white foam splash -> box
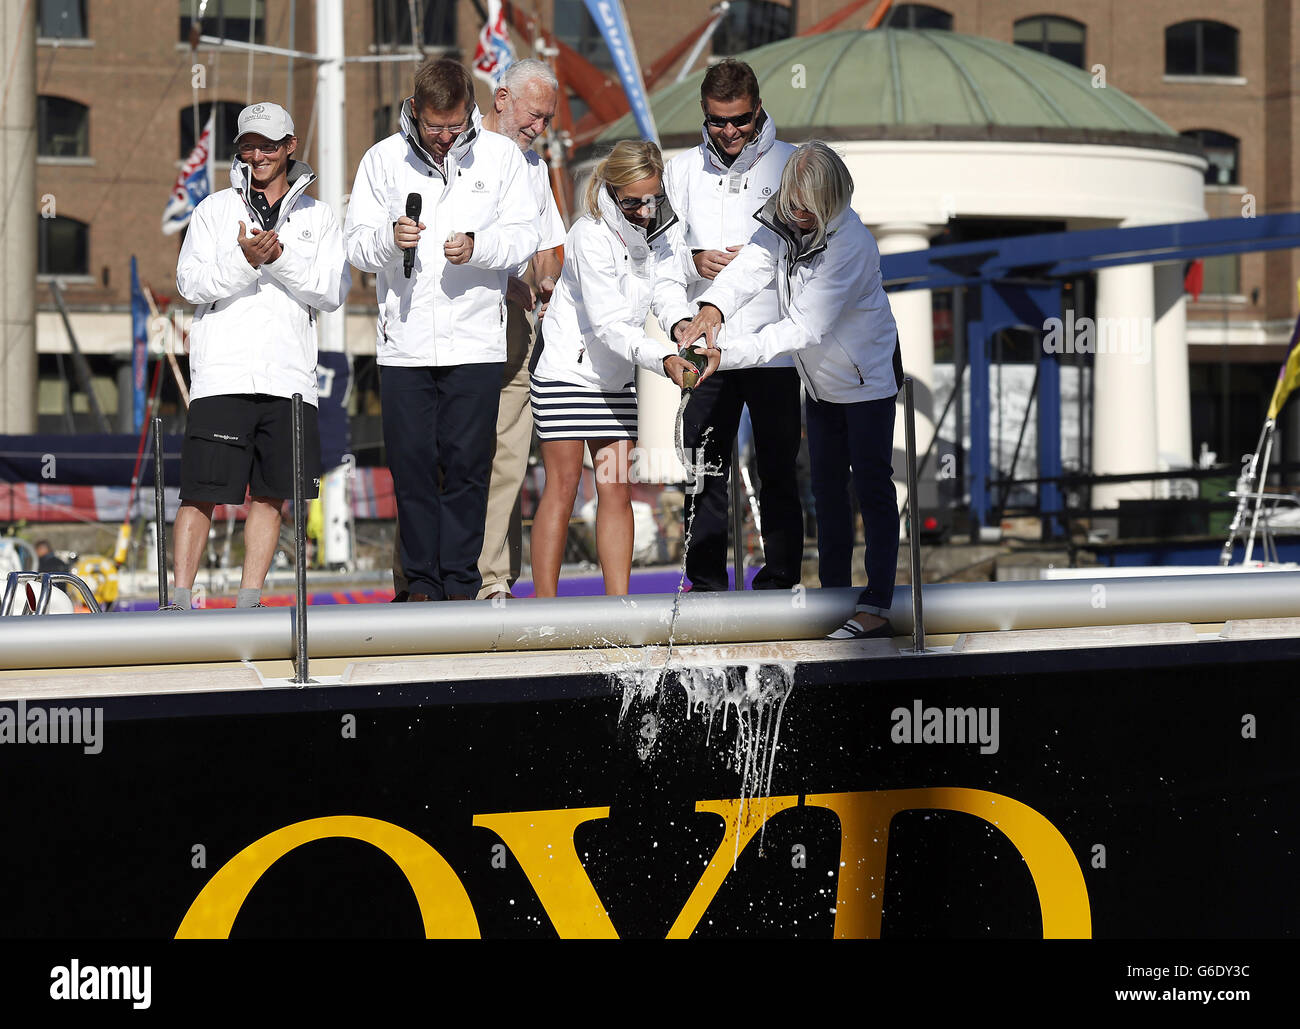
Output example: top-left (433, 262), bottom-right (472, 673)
top-left (679, 662), bottom-right (796, 811)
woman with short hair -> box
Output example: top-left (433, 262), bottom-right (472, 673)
top-left (676, 141), bottom-right (903, 639)
top-left (529, 140), bottom-right (698, 596)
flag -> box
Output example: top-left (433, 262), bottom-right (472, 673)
top-left (472, 0), bottom-right (515, 90)
top-left (129, 257), bottom-right (150, 433)
top-left (162, 111), bottom-right (215, 235)
top-left (1267, 280), bottom-right (1300, 420)
top-left (584, 0), bottom-right (659, 144)
top-left (1183, 259), bottom-right (1204, 302)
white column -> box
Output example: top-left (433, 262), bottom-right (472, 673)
top-left (1153, 262), bottom-right (1192, 470)
top-left (874, 222), bottom-right (938, 518)
top-left (1, 0), bottom-right (36, 432)
top-left (314, 0), bottom-right (346, 356)
top-left (1093, 263), bottom-right (1158, 508)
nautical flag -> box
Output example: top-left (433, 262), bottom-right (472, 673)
top-left (1267, 280), bottom-right (1300, 420)
top-left (472, 0), bottom-right (515, 89)
top-left (583, 0), bottom-right (660, 144)
top-left (129, 257), bottom-right (149, 433)
top-left (162, 111), bottom-right (215, 235)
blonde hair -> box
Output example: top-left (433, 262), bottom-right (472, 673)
top-left (584, 139), bottom-right (664, 220)
top-left (776, 141), bottom-right (853, 250)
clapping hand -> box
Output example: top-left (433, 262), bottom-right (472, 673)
top-left (238, 221), bottom-right (281, 267)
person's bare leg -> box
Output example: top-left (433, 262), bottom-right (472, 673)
top-left (531, 440), bottom-right (585, 597)
top-left (173, 502), bottom-right (216, 589)
top-left (590, 438), bottom-right (633, 596)
top-left (240, 496), bottom-right (284, 590)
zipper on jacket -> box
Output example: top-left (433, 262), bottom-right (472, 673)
top-left (577, 346), bottom-right (585, 364)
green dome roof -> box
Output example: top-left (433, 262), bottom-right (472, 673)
top-left (597, 29), bottom-right (1180, 147)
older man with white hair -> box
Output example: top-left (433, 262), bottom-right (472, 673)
top-left (677, 142), bottom-right (903, 641)
top-left (478, 58), bottom-right (566, 600)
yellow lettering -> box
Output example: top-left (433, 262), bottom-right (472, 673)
top-left (804, 788), bottom-right (1091, 939)
top-left (175, 815), bottom-right (479, 938)
top-left (473, 807), bottom-right (616, 938)
top-left (667, 796), bottom-right (799, 938)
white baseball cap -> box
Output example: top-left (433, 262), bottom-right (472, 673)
top-left (234, 102), bottom-right (294, 143)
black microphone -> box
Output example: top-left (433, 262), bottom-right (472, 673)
top-left (403, 192), bottom-right (422, 279)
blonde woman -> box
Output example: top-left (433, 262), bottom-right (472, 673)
top-left (529, 140), bottom-right (699, 596)
top-left (681, 142), bottom-right (903, 639)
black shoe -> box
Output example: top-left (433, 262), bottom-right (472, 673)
top-left (391, 590), bottom-right (410, 603)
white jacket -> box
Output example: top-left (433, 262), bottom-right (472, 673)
top-left (345, 102), bottom-right (540, 367)
top-left (662, 111), bottom-right (794, 367)
top-left (698, 197), bottom-right (902, 404)
top-left (532, 187), bottom-right (695, 391)
top-left (176, 159), bottom-right (351, 406)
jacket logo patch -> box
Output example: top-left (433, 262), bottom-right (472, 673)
top-left (762, 186), bottom-right (772, 196)
top-left (472, 179), bottom-right (488, 193)
top-left (301, 229), bottom-right (312, 239)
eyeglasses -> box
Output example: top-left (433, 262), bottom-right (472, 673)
top-left (237, 139), bottom-right (285, 156)
top-left (613, 190), bottom-right (668, 213)
top-left (704, 110), bottom-right (757, 129)
top-left (419, 118), bottom-right (469, 138)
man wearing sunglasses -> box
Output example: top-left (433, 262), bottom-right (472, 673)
top-left (170, 101), bottom-right (351, 611)
top-left (662, 59), bottom-right (804, 595)
top-left (346, 59), bottom-right (538, 604)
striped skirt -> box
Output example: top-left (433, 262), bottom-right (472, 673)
top-left (529, 377), bottom-right (638, 441)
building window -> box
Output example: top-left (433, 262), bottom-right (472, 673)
top-left (886, 4), bottom-right (953, 30)
top-left (37, 96), bottom-right (89, 158)
top-left (713, 1), bottom-right (794, 56)
top-left (373, 0), bottom-right (456, 48)
top-left (1014, 15), bottom-right (1085, 68)
top-left (180, 101), bottom-right (243, 163)
top-left (179, 0), bottom-right (265, 45)
top-left (38, 215), bottom-right (89, 277)
top-left (554, 0), bottom-right (614, 69)
top-left (1181, 129), bottom-right (1240, 186)
top-left (1165, 20), bottom-right (1239, 77)
top-left (1202, 255), bottom-right (1240, 296)
top-left (39, 0), bottom-right (86, 38)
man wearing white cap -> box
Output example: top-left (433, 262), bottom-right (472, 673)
top-left (168, 101), bottom-right (351, 611)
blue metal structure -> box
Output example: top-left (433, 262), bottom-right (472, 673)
top-left (878, 214), bottom-right (1300, 535)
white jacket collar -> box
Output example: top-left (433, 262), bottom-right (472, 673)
top-left (229, 158), bottom-right (316, 222)
top-left (596, 184), bottom-right (680, 248)
top-left (399, 98), bottom-right (482, 173)
top-left (701, 108), bottom-right (777, 176)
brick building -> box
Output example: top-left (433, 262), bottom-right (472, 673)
top-left (24, 0), bottom-right (1300, 469)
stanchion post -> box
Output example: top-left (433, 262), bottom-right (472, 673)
top-left (153, 416), bottom-right (168, 610)
top-left (904, 377), bottom-right (925, 653)
top-left (730, 440), bottom-right (745, 590)
top-left (292, 393), bottom-right (309, 684)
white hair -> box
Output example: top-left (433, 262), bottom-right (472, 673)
top-left (499, 58), bottom-right (558, 96)
top-left (776, 141), bottom-right (854, 250)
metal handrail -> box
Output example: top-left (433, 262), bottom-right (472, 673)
top-left (2, 572), bottom-right (102, 615)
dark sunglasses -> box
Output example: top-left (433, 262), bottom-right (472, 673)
top-left (611, 188), bottom-right (667, 213)
top-left (704, 110), bottom-right (757, 129)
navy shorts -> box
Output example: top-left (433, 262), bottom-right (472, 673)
top-left (180, 394), bottom-right (321, 504)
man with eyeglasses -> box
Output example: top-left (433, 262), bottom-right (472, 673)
top-left (662, 59), bottom-right (804, 595)
top-left (170, 101), bottom-right (351, 611)
top-left (346, 59), bottom-right (539, 603)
